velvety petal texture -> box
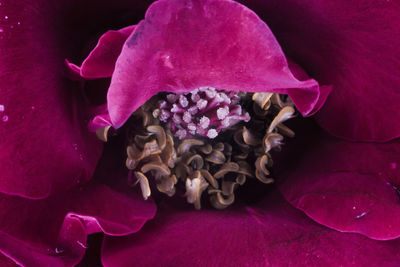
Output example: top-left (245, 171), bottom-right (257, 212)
top-left (242, 0), bottom-right (400, 141)
top-left (277, 120), bottom-right (400, 240)
top-left (79, 25), bottom-right (136, 79)
top-left (0, 0), bottom-right (103, 198)
top-left (0, 182), bottom-right (156, 266)
top-left (102, 190), bottom-right (400, 266)
top-left (108, 0), bottom-right (324, 128)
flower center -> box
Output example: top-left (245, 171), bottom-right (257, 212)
top-left (152, 87), bottom-right (250, 140)
top-left (125, 88), bottom-right (295, 209)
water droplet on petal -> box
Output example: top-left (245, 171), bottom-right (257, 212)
top-left (4, 16), bottom-right (8, 20)
top-left (54, 247), bottom-right (64, 254)
top-left (2, 115), bottom-right (8, 122)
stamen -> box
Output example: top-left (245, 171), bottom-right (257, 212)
top-left (121, 89), bottom-right (296, 209)
top-left (154, 88), bottom-right (250, 139)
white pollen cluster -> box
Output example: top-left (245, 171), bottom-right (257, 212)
top-left (153, 87), bottom-right (250, 139)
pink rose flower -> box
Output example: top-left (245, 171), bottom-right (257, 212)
top-left (1, 0), bottom-right (400, 266)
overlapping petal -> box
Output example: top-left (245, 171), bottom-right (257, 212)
top-left (242, 0), bottom-right (400, 141)
top-left (277, 119), bottom-right (400, 240)
top-left (78, 25), bottom-right (136, 79)
top-left (102, 190), bottom-right (400, 266)
top-left (107, 0), bottom-right (324, 128)
top-left (0, 0), bottom-right (105, 198)
top-left (0, 182), bottom-right (156, 266)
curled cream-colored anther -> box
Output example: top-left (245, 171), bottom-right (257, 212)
top-left (205, 149), bottom-right (226, 164)
top-left (186, 176), bottom-right (209, 210)
top-left (96, 126), bottom-right (111, 142)
top-left (210, 191), bottom-right (235, 209)
top-left (242, 127), bottom-right (261, 146)
top-left (267, 106), bottom-right (295, 133)
top-left (263, 133), bottom-right (284, 153)
top-left (252, 92), bottom-right (273, 110)
top-left (156, 175), bottom-right (177, 197)
top-left (147, 125), bottom-right (167, 150)
top-left (135, 171), bottom-right (151, 200)
top-left (160, 133), bottom-right (176, 168)
top-left (214, 162), bottom-right (240, 178)
top-left (177, 139), bottom-right (204, 154)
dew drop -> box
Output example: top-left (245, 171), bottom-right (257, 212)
top-left (0, 104), bottom-right (4, 112)
top-left (54, 247), bottom-right (64, 254)
top-left (76, 240), bottom-right (88, 249)
top-left (0, 28), bottom-right (3, 33)
top-left (4, 15), bottom-right (8, 20)
top-left (355, 211), bottom-right (368, 219)
top-left (2, 115), bottom-right (8, 122)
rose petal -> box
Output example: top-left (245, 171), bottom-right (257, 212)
top-left (107, 0), bottom-right (323, 128)
top-left (88, 104), bottom-right (113, 131)
top-left (288, 60), bottom-right (332, 115)
top-left (0, 182), bottom-right (156, 267)
top-left (0, 1), bottom-right (104, 198)
top-left (0, 252), bottom-right (18, 267)
top-left (78, 25), bottom-right (136, 79)
top-left (277, 119), bottom-right (400, 240)
top-left (242, 0), bottom-right (400, 141)
top-left (102, 189), bottom-right (400, 266)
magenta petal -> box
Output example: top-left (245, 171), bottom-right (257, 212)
top-left (88, 104), bottom-right (113, 131)
top-left (277, 120), bottom-right (400, 240)
top-left (79, 25), bottom-right (136, 79)
top-left (102, 190), bottom-right (400, 266)
top-left (0, 1), bottom-right (103, 198)
top-left (107, 0), bottom-right (323, 128)
top-left (0, 182), bottom-right (156, 267)
top-left (0, 252), bottom-right (18, 267)
top-left (247, 0), bottom-right (400, 141)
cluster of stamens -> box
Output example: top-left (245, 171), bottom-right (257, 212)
top-left (121, 89), bottom-right (295, 209)
top-left (152, 87), bottom-right (250, 139)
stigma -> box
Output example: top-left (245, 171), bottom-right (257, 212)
top-left (152, 87), bottom-right (250, 140)
top-left (122, 88), bottom-right (295, 209)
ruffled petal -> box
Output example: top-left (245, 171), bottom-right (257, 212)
top-left (78, 25), bottom-right (136, 79)
top-left (107, 0), bottom-right (323, 128)
top-left (277, 119), bottom-right (400, 240)
top-left (102, 190), bottom-right (400, 266)
top-left (0, 1), bottom-right (104, 198)
top-left (242, 0), bottom-right (400, 141)
top-left (0, 182), bottom-right (156, 267)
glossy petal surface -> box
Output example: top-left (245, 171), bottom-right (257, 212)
top-left (277, 119), bottom-right (400, 240)
top-left (108, 0), bottom-right (323, 128)
top-left (241, 0), bottom-right (400, 141)
top-left (0, 182), bottom-right (156, 266)
top-left (102, 190), bottom-right (400, 266)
